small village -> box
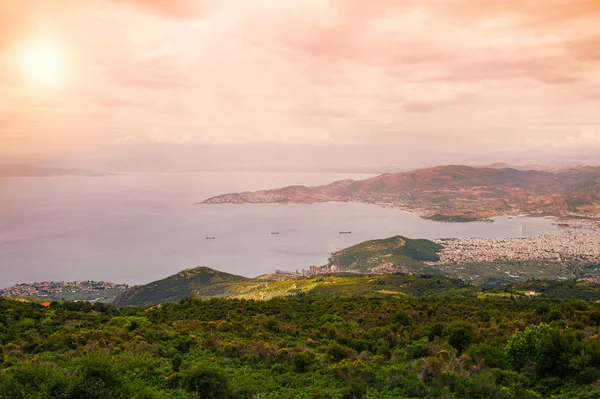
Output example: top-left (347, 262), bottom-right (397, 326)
top-left (276, 264), bottom-right (342, 277)
top-left (0, 280), bottom-right (129, 300)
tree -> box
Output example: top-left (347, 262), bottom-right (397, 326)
top-left (447, 321), bottom-right (473, 352)
top-left (505, 323), bottom-right (551, 370)
top-left (184, 365), bottom-right (230, 399)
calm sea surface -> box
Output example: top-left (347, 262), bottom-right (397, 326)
top-left (0, 172), bottom-right (563, 286)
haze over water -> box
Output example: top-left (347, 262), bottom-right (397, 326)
top-left (0, 172), bottom-right (563, 287)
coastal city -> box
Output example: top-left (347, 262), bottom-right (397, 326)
top-left (0, 281), bottom-right (129, 302)
top-left (436, 231), bottom-right (600, 264)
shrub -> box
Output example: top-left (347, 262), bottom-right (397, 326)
top-left (505, 323), bottom-right (551, 370)
top-left (183, 365), bottom-right (230, 399)
top-left (447, 321), bottom-right (473, 352)
top-left (393, 311), bottom-right (414, 327)
top-left (465, 343), bottom-right (506, 369)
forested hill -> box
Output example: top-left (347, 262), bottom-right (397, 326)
top-left (113, 267), bottom-right (249, 306)
top-left (113, 237), bottom-right (447, 306)
top-left (2, 290), bottom-right (600, 398)
top-left (111, 263), bottom-right (600, 307)
top-left (328, 235), bottom-right (443, 274)
top-left (114, 272), bottom-right (475, 307)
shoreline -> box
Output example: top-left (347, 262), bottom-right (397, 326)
top-left (200, 198), bottom-right (600, 229)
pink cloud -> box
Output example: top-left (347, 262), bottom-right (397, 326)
top-left (107, 0), bottom-right (206, 18)
top-left (2, 0), bottom-right (600, 153)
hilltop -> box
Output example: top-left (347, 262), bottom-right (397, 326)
top-left (328, 235), bottom-right (443, 274)
top-left (201, 165), bottom-right (600, 222)
top-left (113, 266), bottom-right (249, 306)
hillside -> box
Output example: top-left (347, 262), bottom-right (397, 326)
top-left (114, 271), bottom-right (477, 306)
top-left (488, 279), bottom-right (600, 302)
top-left (2, 284), bottom-right (600, 398)
top-left (201, 165), bottom-right (600, 221)
top-left (113, 266), bottom-right (249, 306)
top-left (111, 263), bottom-right (600, 307)
top-left (113, 232), bottom-right (600, 306)
top-left (20, 230), bottom-right (600, 307)
top-left (328, 235), bottom-right (443, 274)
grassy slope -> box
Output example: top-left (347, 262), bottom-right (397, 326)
top-left (115, 272), bottom-right (476, 306)
top-left (328, 235), bottom-right (443, 273)
top-left (490, 280), bottom-right (600, 301)
top-left (192, 273), bottom-right (475, 301)
top-left (113, 267), bottom-right (249, 306)
top-left (114, 264), bottom-right (600, 306)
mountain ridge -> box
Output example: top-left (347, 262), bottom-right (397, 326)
top-left (201, 165), bottom-right (600, 221)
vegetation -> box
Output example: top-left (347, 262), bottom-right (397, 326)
top-left (8, 234), bottom-right (600, 306)
top-left (2, 280), bottom-right (600, 398)
top-left (327, 235), bottom-right (443, 273)
top-left (425, 214), bottom-right (484, 223)
top-left (112, 263), bottom-right (600, 307)
top-left (115, 271), bottom-right (475, 306)
top-left (114, 267), bottom-right (248, 306)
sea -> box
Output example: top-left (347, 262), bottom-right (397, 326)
top-left (0, 171), bottom-right (564, 287)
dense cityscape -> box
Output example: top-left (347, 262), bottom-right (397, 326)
top-left (436, 231), bottom-right (600, 264)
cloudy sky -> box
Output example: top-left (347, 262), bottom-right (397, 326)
top-left (1, 0), bottom-right (600, 159)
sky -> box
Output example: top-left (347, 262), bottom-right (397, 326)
top-left (1, 0), bottom-right (600, 165)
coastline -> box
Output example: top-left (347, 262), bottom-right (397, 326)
top-left (201, 198), bottom-right (600, 229)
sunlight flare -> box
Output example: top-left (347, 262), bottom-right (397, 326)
top-left (19, 40), bottom-right (65, 87)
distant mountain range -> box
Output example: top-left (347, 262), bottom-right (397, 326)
top-left (202, 165), bottom-right (600, 221)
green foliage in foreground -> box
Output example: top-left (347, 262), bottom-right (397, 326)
top-left (2, 291), bottom-right (600, 398)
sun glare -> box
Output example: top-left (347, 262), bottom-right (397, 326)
top-left (20, 41), bottom-right (65, 87)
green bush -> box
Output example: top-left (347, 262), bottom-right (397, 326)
top-left (446, 321), bottom-right (473, 352)
top-left (183, 365), bottom-right (230, 399)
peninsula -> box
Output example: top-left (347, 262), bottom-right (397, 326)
top-left (201, 165), bottom-right (600, 223)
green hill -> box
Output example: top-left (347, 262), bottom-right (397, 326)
top-left (112, 262), bottom-right (600, 307)
top-left (201, 273), bottom-right (475, 301)
top-left (113, 267), bottom-right (249, 306)
top-left (113, 269), bottom-right (475, 306)
top-left (328, 235), bottom-right (443, 273)
top-left (489, 279), bottom-right (600, 301)
top-left (2, 286), bottom-right (600, 398)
